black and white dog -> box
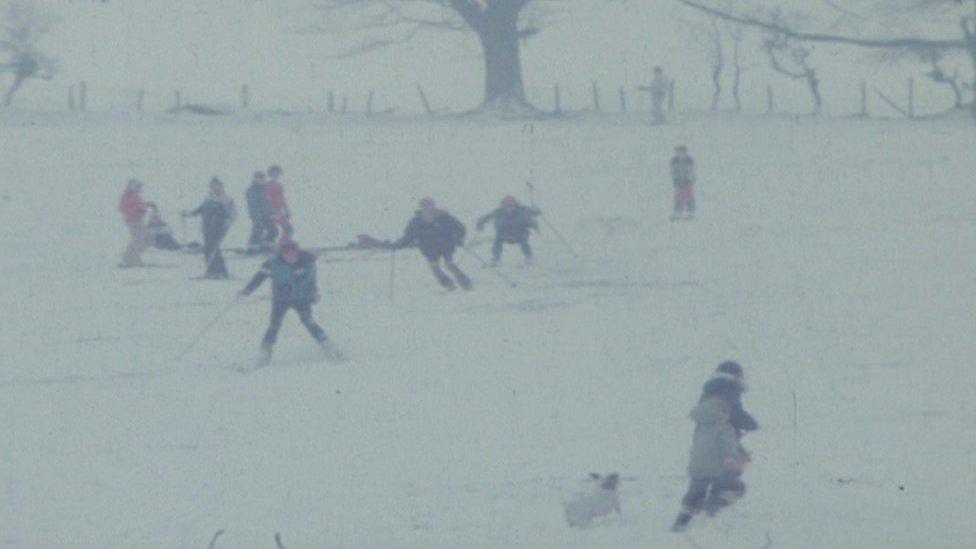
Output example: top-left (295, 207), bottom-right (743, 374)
top-left (563, 473), bottom-right (621, 528)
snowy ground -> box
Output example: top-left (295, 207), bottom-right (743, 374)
top-left (1, 111), bottom-right (975, 548)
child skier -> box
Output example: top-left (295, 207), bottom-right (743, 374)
top-left (391, 197), bottom-right (471, 290)
top-left (267, 164), bottom-right (293, 242)
top-left (182, 177), bottom-right (236, 279)
top-left (238, 240), bottom-right (344, 365)
top-left (118, 179), bottom-right (150, 267)
top-left (475, 195), bottom-right (540, 265)
top-left (245, 171), bottom-right (276, 253)
top-left (670, 145), bottom-right (696, 220)
top-left (672, 361), bottom-right (757, 532)
top-left (145, 203), bottom-right (181, 250)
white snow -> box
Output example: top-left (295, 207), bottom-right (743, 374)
top-left (1, 110), bottom-right (975, 548)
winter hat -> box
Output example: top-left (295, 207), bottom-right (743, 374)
top-left (502, 195), bottom-right (519, 207)
top-left (253, 171), bottom-right (266, 180)
top-left (419, 197), bottom-right (437, 209)
top-left (716, 361), bottom-right (743, 379)
top-left (268, 165), bottom-right (283, 177)
top-left (126, 178), bottom-right (143, 190)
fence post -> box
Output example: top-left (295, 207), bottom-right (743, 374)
top-left (619, 87), bottom-right (627, 112)
top-left (668, 80), bottom-right (675, 111)
top-left (591, 81), bottom-right (600, 111)
top-left (417, 84), bottom-right (433, 117)
top-left (79, 81), bottom-right (87, 111)
top-left (366, 91), bottom-right (374, 118)
top-left (341, 95), bottom-right (348, 113)
top-left (907, 78), bottom-right (915, 119)
top-left (68, 86), bottom-right (75, 111)
top-left (327, 90), bottom-right (335, 114)
top-left (241, 84), bottom-right (250, 109)
top-left (860, 80), bottom-right (868, 117)
top-left (174, 90), bottom-right (182, 110)
top-left (136, 90), bottom-right (145, 112)
top-left (553, 84), bottom-right (561, 114)
top-left (766, 85), bottom-right (774, 113)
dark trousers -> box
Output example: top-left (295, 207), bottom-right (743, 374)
top-left (680, 473), bottom-right (746, 513)
top-left (203, 233), bottom-right (228, 277)
top-left (248, 217), bottom-right (278, 248)
top-left (492, 235), bottom-right (532, 261)
top-left (262, 300), bottom-right (327, 348)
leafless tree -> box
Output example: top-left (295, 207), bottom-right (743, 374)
top-left (0, 0), bottom-right (56, 107)
top-left (726, 20), bottom-right (747, 111)
top-left (676, 0), bottom-right (976, 119)
top-left (312, 0), bottom-right (574, 114)
top-left (763, 31), bottom-right (821, 114)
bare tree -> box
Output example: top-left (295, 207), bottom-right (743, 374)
top-left (704, 18), bottom-right (724, 110)
top-left (763, 33), bottom-right (821, 114)
top-left (312, 0), bottom-right (569, 114)
top-left (0, 0), bottom-right (56, 107)
top-left (676, 0), bottom-right (976, 119)
top-left (726, 20), bottom-right (747, 111)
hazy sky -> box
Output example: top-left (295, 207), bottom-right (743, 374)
top-left (13, 0), bottom-right (970, 114)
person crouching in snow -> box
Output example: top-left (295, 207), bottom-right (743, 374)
top-left (476, 195), bottom-right (540, 266)
top-left (145, 202), bottom-right (181, 250)
top-left (670, 145), bottom-right (696, 220)
top-left (118, 179), bottom-right (150, 267)
top-left (391, 197), bottom-right (471, 290)
top-left (239, 240), bottom-right (343, 364)
top-left (671, 396), bottom-right (748, 532)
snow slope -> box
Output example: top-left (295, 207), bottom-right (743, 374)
top-left (1, 110), bottom-right (975, 548)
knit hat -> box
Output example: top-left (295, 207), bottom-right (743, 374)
top-left (502, 195), bottom-right (518, 207)
top-left (268, 165), bottom-right (283, 177)
top-left (716, 361), bottom-right (743, 379)
top-left (419, 197), bottom-right (436, 209)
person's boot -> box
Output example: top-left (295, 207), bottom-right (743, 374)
top-left (432, 266), bottom-right (456, 290)
top-left (447, 264), bottom-right (472, 290)
top-left (256, 343), bottom-right (272, 367)
top-left (318, 339), bottom-right (347, 362)
top-left (671, 511), bottom-right (693, 532)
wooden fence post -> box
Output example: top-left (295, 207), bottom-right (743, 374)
top-left (241, 84), bottom-right (250, 109)
top-left (79, 81), bottom-right (87, 111)
top-left (136, 90), bottom-right (145, 112)
top-left (174, 90), bottom-right (182, 110)
top-left (553, 84), bottom-right (561, 114)
top-left (417, 84), bottom-right (433, 117)
top-left (327, 91), bottom-right (335, 114)
top-left (766, 85), bottom-right (774, 113)
top-left (366, 91), bottom-right (374, 118)
top-left (619, 87), bottom-right (627, 112)
top-left (592, 81), bottom-right (600, 111)
top-left (668, 80), bottom-right (675, 111)
top-left (341, 95), bottom-right (348, 113)
top-left (907, 78), bottom-right (915, 119)
top-left (68, 86), bottom-right (75, 111)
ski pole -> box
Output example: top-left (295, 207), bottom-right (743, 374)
top-left (460, 245), bottom-right (518, 288)
top-left (174, 296), bottom-right (240, 360)
top-left (538, 215), bottom-right (577, 257)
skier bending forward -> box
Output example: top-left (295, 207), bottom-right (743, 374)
top-left (476, 195), bottom-right (540, 266)
top-left (391, 197), bottom-right (471, 290)
top-left (239, 240), bottom-right (344, 365)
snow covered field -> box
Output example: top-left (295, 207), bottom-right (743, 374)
top-left (2, 111), bottom-right (975, 548)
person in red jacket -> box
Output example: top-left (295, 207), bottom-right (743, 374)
top-left (118, 179), bottom-right (150, 267)
top-left (266, 164), bottom-right (293, 242)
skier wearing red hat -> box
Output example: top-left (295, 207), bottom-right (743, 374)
top-left (476, 195), bottom-right (540, 265)
top-left (390, 198), bottom-right (471, 290)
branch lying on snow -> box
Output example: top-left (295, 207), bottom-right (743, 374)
top-left (207, 529), bottom-right (224, 549)
top-left (676, 0), bottom-right (966, 50)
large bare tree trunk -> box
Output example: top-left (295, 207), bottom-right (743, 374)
top-left (475, 3), bottom-right (531, 112)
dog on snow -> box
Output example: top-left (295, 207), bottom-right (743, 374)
top-left (563, 473), bottom-right (621, 528)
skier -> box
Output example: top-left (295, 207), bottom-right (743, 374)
top-left (238, 240), bottom-right (343, 364)
top-left (145, 202), bottom-right (181, 251)
top-left (182, 177), bottom-right (236, 279)
top-left (118, 179), bottom-right (150, 267)
top-left (672, 361), bottom-right (757, 532)
top-left (670, 145), bottom-right (696, 220)
top-left (647, 66), bottom-right (669, 125)
top-left (266, 164), bottom-right (293, 242)
top-left (245, 171), bottom-right (276, 253)
top-left (476, 195), bottom-right (540, 265)
top-left (390, 197), bottom-right (471, 290)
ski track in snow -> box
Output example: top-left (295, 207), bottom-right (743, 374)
top-left (2, 112), bottom-right (975, 548)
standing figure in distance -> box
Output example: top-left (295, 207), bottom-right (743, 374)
top-left (266, 164), bottom-right (293, 243)
top-left (476, 195), bottom-right (540, 266)
top-left (239, 240), bottom-right (343, 365)
top-left (118, 179), bottom-right (150, 267)
top-left (647, 66), bottom-right (670, 125)
top-left (245, 171), bottom-right (277, 253)
top-left (182, 177), bottom-right (236, 279)
top-left (391, 197), bottom-right (471, 290)
top-left (670, 145), bottom-right (696, 221)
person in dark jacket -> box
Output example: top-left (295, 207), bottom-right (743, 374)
top-left (476, 195), bottom-right (540, 265)
top-left (239, 240), bottom-right (342, 362)
top-left (182, 177), bottom-right (236, 279)
top-left (670, 145), bottom-right (696, 220)
top-left (391, 197), bottom-right (471, 290)
top-left (145, 202), bottom-right (181, 250)
top-left (245, 171), bottom-right (277, 252)
top-left (699, 361), bottom-right (758, 437)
